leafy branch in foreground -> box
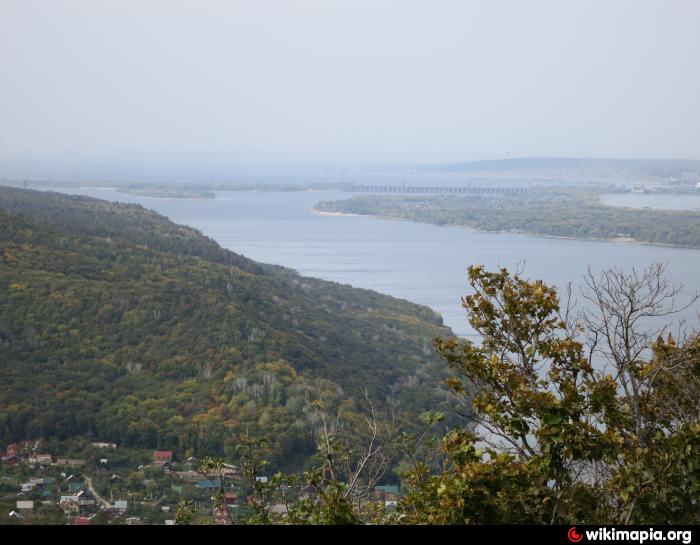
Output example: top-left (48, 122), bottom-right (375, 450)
top-left (399, 264), bottom-right (699, 525)
top-left (183, 263), bottom-right (699, 525)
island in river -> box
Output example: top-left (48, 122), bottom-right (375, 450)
top-left (117, 188), bottom-right (216, 199)
top-left (313, 188), bottom-right (700, 249)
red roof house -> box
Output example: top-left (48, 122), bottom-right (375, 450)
top-left (153, 450), bottom-right (173, 462)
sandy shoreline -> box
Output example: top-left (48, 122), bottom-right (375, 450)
top-left (312, 209), bottom-right (363, 217)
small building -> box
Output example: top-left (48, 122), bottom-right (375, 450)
top-left (29, 453), bottom-right (52, 465)
top-left (224, 492), bottom-right (238, 507)
top-left (173, 470), bottom-right (201, 481)
top-left (213, 507), bottom-right (232, 525)
top-left (74, 516), bottom-right (90, 526)
top-left (153, 450), bottom-right (173, 462)
top-left (114, 500), bottom-right (128, 512)
top-left (69, 481), bottom-right (86, 493)
top-left (60, 495), bottom-right (81, 516)
top-left (374, 485), bottom-right (400, 502)
top-left (16, 500), bottom-right (34, 512)
top-left (195, 478), bottom-right (221, 491)
top-left (220, 465), bottom-right (238, 477)
top-left (269, 503), bottom-right (288, 515)
top-left (1, 455), bottom-right (21, 465)
top-left (29, 477), bottom-right (50, 488)
top-left (92, 442), bottom-right (117, 449)
top-left (55, 458), bottom-right (86, 466)
top-left (75, 490), bottom-right (97, 513)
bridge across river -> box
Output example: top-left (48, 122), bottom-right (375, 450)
top-left (345, 185), bottom-right (527, 195)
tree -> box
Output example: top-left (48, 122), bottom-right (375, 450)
top-left (399, 264), bottom-right (699, 524)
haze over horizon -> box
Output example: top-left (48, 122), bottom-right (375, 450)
top-left (1, 0), bottom-right (699, 179)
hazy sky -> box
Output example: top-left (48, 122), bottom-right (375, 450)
top-left (1, 0), bottom-right (699, 166)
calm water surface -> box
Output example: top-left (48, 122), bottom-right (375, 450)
top-left (600, 193), bottom-right (700, 211)
top-left (51, 188), bottom-right (700, 338)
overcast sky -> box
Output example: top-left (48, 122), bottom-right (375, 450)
top-left (1, 0), bottom-right (699, 167)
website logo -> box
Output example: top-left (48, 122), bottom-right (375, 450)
top-left (569, 527), bottom-right (584, 543)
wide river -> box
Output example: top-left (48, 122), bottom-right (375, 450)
top-left (600, 193), bottom-right (700, 211)
top-left (51, 188), bottom-right (700, 339)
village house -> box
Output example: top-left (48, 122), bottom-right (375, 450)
top-left (173, 470), bottom-right (202, 481)
top-left (269, 503), bottom-right (289, 516)
top-left (28, 453), bottom-right (52, 465)
top-left (75, 490), bottom-right (97, 510)
top-left (91, 442), bottom-right (117, 449)
top-left (213, 506), bottom-right (233, 525)
top-left (2, 454), bottom-right (21, 465)
top-left (60, 496), bottom-right (81, 516)
top-left (153, 450), bottom-right (173, 463)
top-left (372, 484), bottom-right (400, 510)
top-left (68, 480), bottom-right (86, 494)
top-left (224, 492), bottom-right (238, 507)
top-left (16, 500), bottom-right (34, 513)
top-left (195, 478), bottom-right (221, 491)
top-left (1, 443), bottom-right (21, 464)
top-left (54, 458), bottom-right (86, 467)
top-left (60, 489), bottom-right (96, 515)
top-left (29, 477), bottom-right (54, 487)
top-left (220, 464), bottom-right (238, 477)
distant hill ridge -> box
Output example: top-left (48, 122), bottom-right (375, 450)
top-left (414, 157), bottom-right (700, 175)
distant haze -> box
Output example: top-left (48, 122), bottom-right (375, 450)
top-left (1, 0), bottom-right (699, 179)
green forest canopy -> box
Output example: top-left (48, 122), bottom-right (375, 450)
top-left (0, 186), bottom-right (455, 469)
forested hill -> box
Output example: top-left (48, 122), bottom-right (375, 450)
top-left (0, 186), bottom-right (259, 273)
top-left (0, 187), bottom-right (453, 468)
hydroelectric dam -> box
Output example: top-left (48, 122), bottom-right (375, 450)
top-left (344, 185), bottom-right (528, 195)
